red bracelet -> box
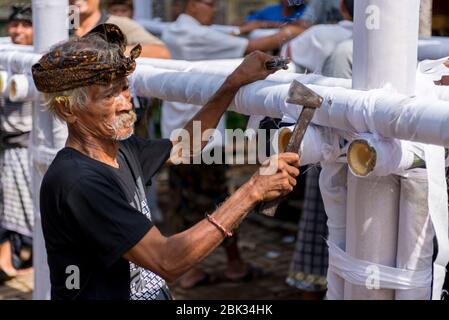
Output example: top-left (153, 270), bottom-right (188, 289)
top-left (205, 214), bottom-right (233, 238)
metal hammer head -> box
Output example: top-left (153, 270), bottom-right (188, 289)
top-left (286, 80), bottom-right (323, 108)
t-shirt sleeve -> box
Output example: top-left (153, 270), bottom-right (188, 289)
top-left (107, 15), bottom-right (164, 46)
top-left (126, 136), bottom-right (173, 185)
top-left (66, 175), bottom-right (153, 267)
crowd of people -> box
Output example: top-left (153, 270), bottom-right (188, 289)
top-left (0, 0), bottom-right (447, 301)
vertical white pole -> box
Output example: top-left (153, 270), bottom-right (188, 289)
top-left (345, 0), bottom-right (420, 300)
top-left (133, 0), bottom-right (153, 20)
top-left (32, 0), bottom-right (69, 300)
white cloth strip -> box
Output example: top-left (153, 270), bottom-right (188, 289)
top-left (328, 241), bottom-right (432, 290)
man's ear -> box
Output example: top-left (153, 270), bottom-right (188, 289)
top-left (53, 96), bottom-right (77, 123)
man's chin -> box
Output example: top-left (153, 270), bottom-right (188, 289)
top-left (114, 128), bottom-right (134, 141)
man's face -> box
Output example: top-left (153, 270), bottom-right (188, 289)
top-left (69, 0), bottom-right (100, 17)
top-left (8, 20), bottom-right (33, 45)
top-left (190, 0), bottom-right (216, 26)
top-left (76, 78), bottom-right (136, 141)
top-left (108, 4), bottom-right (133, 18)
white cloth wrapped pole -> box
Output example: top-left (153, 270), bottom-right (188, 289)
top-left (138, 58), bottom-right (449, 101)
top-left (31, 0), bottom-right (69, 301)
top-left (320, 163), bottom-right (348, 299)
top-left (132, 65), bottom-right (449, 148)
top-left (395, 171), bottom-right (434, 300)
top-left (131, 66), bottom-right (288, 118)
top-left (0, 51), bottom-right (41, 74)
top-left (0, 43), bottom-right (34, 53)
top-left (418, 37), bottom-right (449, 61)
top-left (137, 58), bottom-right (351, 87)
top-left (0, 37), bottom-right (11, 44)
top-left (344, 0), bottom-right (420, 300)
top-left (8, 74), bottom-right (39, 102)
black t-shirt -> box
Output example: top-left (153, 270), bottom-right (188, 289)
top-left (40, 136), bottom-right (172, 300)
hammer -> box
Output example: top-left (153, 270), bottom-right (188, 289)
top-left (259, 80), bottom-right (324, 217)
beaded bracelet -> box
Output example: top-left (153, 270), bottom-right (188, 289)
top-left (205, 214), bottom-right (233, 238)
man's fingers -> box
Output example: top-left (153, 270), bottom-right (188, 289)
top-left (278, 153), bottom-right (300, 166)
top-left (284, 164), bottom-right (300, 178)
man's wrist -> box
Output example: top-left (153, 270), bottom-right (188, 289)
top-left (243, 178), bottom-right (262, 205)
top-left (224, 73), bottom-right (245, 90)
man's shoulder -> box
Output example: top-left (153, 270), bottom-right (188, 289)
top-left (42, 148), bottom-right (112, 193)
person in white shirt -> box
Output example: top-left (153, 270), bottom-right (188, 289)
top-left (284, 0), bottom-right (354, 73)
top-left (160, 0), bottom-right (303, 289)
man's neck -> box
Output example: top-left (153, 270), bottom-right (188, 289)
top-left (66, 130), bottom-right (120, 168)
top-left (75, 10), bottom-right (102, 37)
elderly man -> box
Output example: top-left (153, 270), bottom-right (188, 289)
top-left (69, 0), bottom-right (170, 58)
top-left (32, 24), bottom-right (300, 300)
top-left (0, 4), bottom-right (34, 283)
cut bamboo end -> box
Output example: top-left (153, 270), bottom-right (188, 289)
top-left (278, 127), bottom-right (293, 153)
top-left (0, 71), bottom-right (7, 95)
top-left (9, 79), bottom-right (17, 99)
top-left (348, 139), bottom-right (377, 177)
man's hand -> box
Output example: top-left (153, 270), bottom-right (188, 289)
top-left (248, 153), bottom-right (301, 203)
top-left (227, 51), bottom-right (288, 88)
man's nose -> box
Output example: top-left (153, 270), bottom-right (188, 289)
top-left (116, 93), bottom-right (132, 111)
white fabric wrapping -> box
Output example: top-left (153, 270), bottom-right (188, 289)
top-left (395, 170), bottom-right (434, 300)
top-left (132, 65), bottom-right (449, 148)
top-left (418, 37), bottom-right (449, 61)
top-left (137, 58), bottom-right (350, 87)
top-left (0, 43), bottom-right (34, 53)
top-left (344, 0), bottom-right (419, 300)
top-left (320, 164), bottom-right (348, 300)
top-left (424, 145), bottom-right (449, 299)
top-left (344, 173), bottom-right (400, 300)
top-left (328, 241), bottom-right (432, 290)
top-left (285, 85), bottom-right (449, 147)
top-left (0, 37), bottom-right (11, 44)
top-left (9, 74), bottom-right (39, 102)
top-left (0, 51), bottom-right (41, 74)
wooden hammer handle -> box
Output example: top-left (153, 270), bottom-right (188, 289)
top-left (258, 108), bottom-right (315, 217)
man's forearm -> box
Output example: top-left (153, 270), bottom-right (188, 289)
top-left (181, 76), bottom-right (243, 155)
top-left (162, 181), bottom-right (260, 280)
